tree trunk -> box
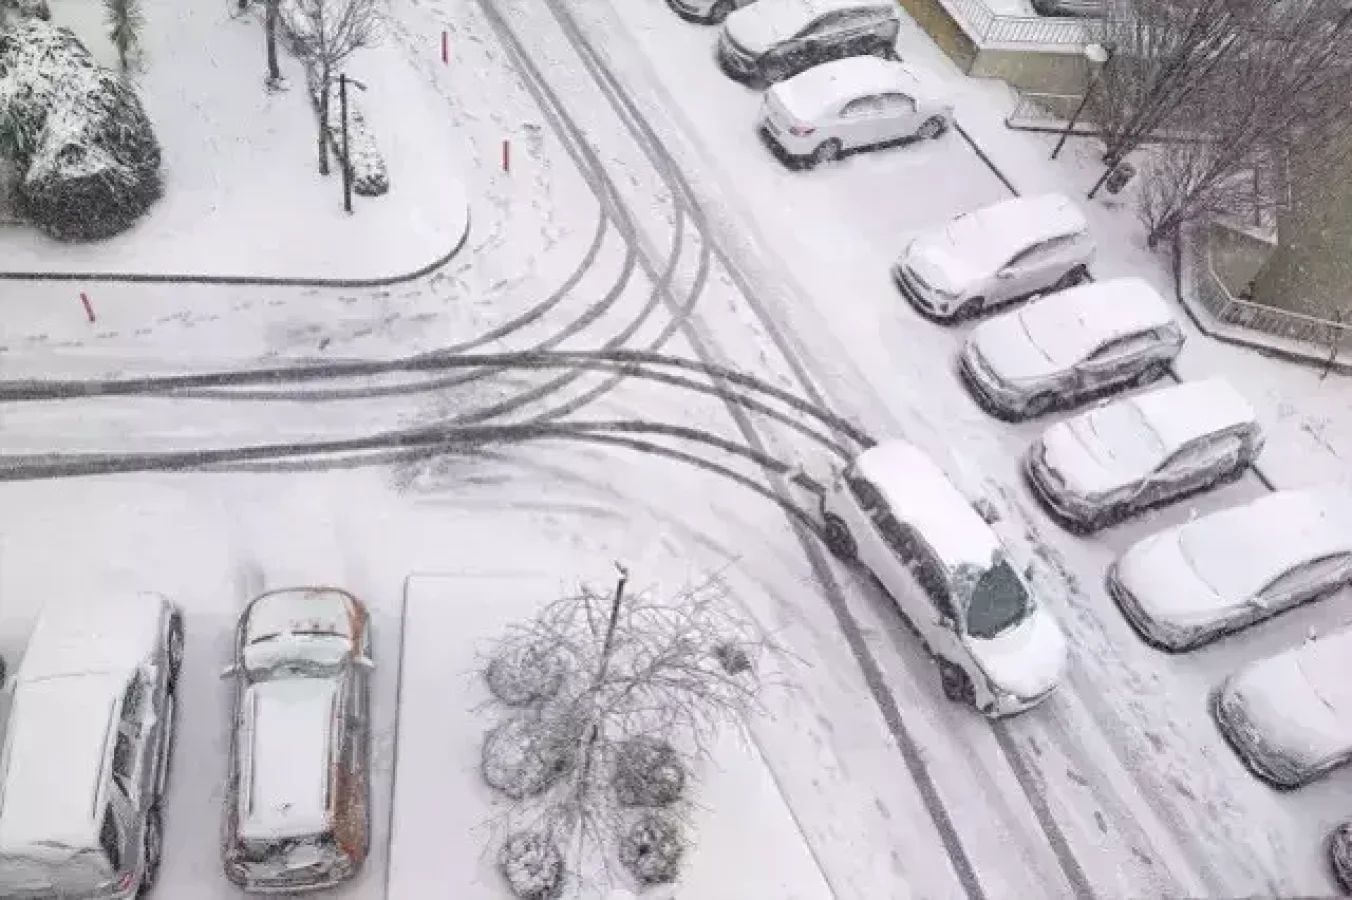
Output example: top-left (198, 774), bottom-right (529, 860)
top-left (317, 71), bottom-right (331, 176)
top-left (264, 0), bottom-right (280, 84)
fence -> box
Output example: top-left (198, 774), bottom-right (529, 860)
top-left (1192, 231), bottom-right (1352, 354)
top-left (942, 0), bottom-right (1102, 45)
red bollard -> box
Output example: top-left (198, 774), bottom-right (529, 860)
top-left (80, 292), bottom-right (95, 323)
top-left (441, 31), bottom-right (448, 64)
top-left (502, 138), bottom-right (511, 173)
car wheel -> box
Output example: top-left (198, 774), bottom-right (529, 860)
top-left (917, 116), bottom-right (947, 140)
top-left (166, 611), bottom-right (184, 690)
top-left (709, 0), bottom-right (732, 22)
top-left (1022, 393), bottom-right (1056, 418)
top-left (1132, 361), bottom-right (1169, 387)
top-left (821, 514), bottom-right (857, 561)
top-left (938, 659), bottom-right (975, 705)
top-left (762, 57), bottom-right (789, 83)
top-left (810, 139), bottom-right (843, 167)
top-left (872, 42), bottom-right (894, 59)
top-left (956, 297), bottom-right (984, 321)
top-left (139, 807), bottom-right (163, 895)
top-left (1082, 506), bottom-right (1114, 533)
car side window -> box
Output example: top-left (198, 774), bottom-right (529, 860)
top-left (120, 677), bottom-right (144, 728)
top-left (802, 11), bottom-right (845, 36)
top-left (99, 809), bottom-right (122, 873)
top-left (878, 92), bottom-right (917, 115)
top-left (1164, 436), bottom-right (1235, 474)
top-left (1003, 241), bottom-right (1049, 271)
top-left (909, 540), bottom-right (956, 619)
top-left (1258, 556), bottom-right (1350, 604)
top-left (840, 95), bottom-right (881, 118)
top-left (1087, 332), bottom-right (1157, 363)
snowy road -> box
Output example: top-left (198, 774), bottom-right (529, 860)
top-left (1, 0), bottom-right (1351, 897)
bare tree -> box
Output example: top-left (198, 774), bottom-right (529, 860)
top-left (283, 0), bottom-right (378, 175)
top-left (265, 0), bottom-right (282, 88)
top-left (1135, 0), bottom-right (1352, 245)
top-left (104, 0), bottom-right (144, 73)
top-left (479, 565), bottom-right (786, 894)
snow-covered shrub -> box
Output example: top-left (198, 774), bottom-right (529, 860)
top-left (498, 831), bottom-right (565, 900)
top-left (0, 20), bottom-right (160, 240)
top-left (612, 737), bottom-right (686, 808)
top-left (486, 643), bottom-right (568, 706)
top-left (310, 73), bottom-right (387, 196)
top-left (618, 813), bottom-right (685, 886)
top-left (482, 714), bottom-right (580, 800)
top-left (1, 0), bottom-right (50, 21)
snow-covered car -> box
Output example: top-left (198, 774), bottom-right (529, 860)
top-left (1025, 377), bottom-right (1263, 532)
top-left (1327, 822), bottom-right (1352, 893)
top-left (1213, 627), bottom-right (1352, 789)
top-left (758, 56), bottom-right (951, 166)
top-left (821, 440), bottom-right (1068, 716)
top-left (892, 193), bottom-right (1094, 322)
top-left (717, 0), bottom-right (900, 85)
top-left (1030, 0), bottom-right (1104, 17)
top-left (0, 593), bottom-right (183, 900)
top-left (958, 277), bottom-right (1184, 419)
top-left (667, 0), bottom-right (756, 24)
top-left (1109, 488), bottom-right (1352, 652)
top-left (222, 586), bottom-right (373, 893)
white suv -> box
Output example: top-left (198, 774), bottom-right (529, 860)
top-left (821, 440), bottom-right (1067, 716)
top-left (893, 193), bottom-right (1094, 322)
top-left (0, 593), bottom-right (184, 899)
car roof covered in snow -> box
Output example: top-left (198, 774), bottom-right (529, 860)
top-left (1021, 277), bottom-right (1176, 338)
top-left (0, 671), bottom-right (129, 855)
top-left (939, 193), bottom-right (1089, 267)
top-left (773, 57), bottom-right (945, 117)
top-left (17, 592), bottom-right (168, 684)
top-left (1173, 487), bottom-right (1352, 593)
top-left (853, 440), bottom-right (1002, 571)
top-left (1128, 377), bottom-right (1258, 449)
top-left (239, 676), bottom-right (340, 842)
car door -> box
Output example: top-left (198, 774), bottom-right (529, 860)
top-left (1074, 330), bottom-right (1160, 393)
top-left (1153, 436), bottom-right (1239, 502)
top-left (836, 94), bottom-right (884, 148)
top-left (780, 13), bottom-right (837, 71)
top-left (894, 526), bottom-right (969, 661)
top-left (993, 243), bottom-right (1050, 304)
top-left (875, 92), bottom-right (919, 143)
top-left (333, 672), bottom-right (369, 863)
top-left (114, 675), bottom-right (156, 810)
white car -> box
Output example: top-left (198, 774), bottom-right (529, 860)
top-left (667, 0), bottom-right (756, 23)
top-left (1213, 627), bottom-right (1352, 789)
top-left (718, 0), bottom-right (900, 85)
top-left (958, 277), bottom-right (1184, 419)
top-left (821, 439), bottom-right (1067, 716)
top-left (758, 56), bottom-right (951, 166)
top-left (1025, 377), bottom-right (1263, 532)
top-left (1108, 488), bottom-right (1352, 652)
top-left (892, 193), bottom-right (1094, 321)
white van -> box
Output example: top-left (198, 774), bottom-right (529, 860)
top-left (0, 593), bottom-right (183, 899)
top-left (821, 439), bottom-right (1067, 716)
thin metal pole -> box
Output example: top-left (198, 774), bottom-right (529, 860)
top-left (340, 74), bottom-right (352, 214)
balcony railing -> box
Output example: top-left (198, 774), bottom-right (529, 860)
top-left (941, 0), bottom-right (1102, 45)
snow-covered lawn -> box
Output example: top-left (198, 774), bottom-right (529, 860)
top-left (392, 570), bottom-right (835, 899)
top-left (0, 0), bottom-right (467, 280)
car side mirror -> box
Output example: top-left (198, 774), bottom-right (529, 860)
top-left (219, 664), bottom-right (237, 679)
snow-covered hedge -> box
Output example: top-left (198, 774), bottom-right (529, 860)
top-left (481, 715), bottom-right (580, 800)
top-left (485, 643), bottom-right (568, 707)
top-left (498, 831), bottom-right (565, 900)
top-left (612, 737), bottom-right (686, 808)
top-left (618, 813), bottom-right (685, 886)
top-left (1, 0), bottom-right (50, 21)
top-left (0, 20), bottom-right (161, 240)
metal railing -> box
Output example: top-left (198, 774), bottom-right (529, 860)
top-left (942, 0), bottom-right (1102, 45)
top-left (1193, 232), bottom-right (1352, 353)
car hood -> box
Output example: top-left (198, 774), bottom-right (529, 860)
top-left (1224, 657), bottom-right (1352, 769)
top-left (1113, 532), bottom-right (1233, 638)
top-left (967, 607), bottom-right (1067, 701)
top-left (1037, 419), bottom-right (1134, 497)
top-left (968, 316), bottom-right (1061, 383)
top-left (904, 237), bottom-right (981, 295)
top-left (725, 3), bottom-right (803, 54)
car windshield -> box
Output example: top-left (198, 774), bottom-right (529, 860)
top-left (1077, 402), bottom-right (1167, 473)
top-left (1177, 522), bottom-right (1275, 600)
top-left (960, 558), bottom-right (1033, 639)
top-left (244, 631), bottom-right (350, 675)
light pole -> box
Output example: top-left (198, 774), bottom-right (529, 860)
top-left (1051, 42), bottom-right (1111, 160)
top-left (339, 74), bottom-right (367, 214)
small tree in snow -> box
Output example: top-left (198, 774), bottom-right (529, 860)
top-left (284, 0), bottom-right (379, 175)
top-left (104, 0), bottom-right (144, 73)
top-left (264, 0), bottom-right (283, 89)
top-left (480, 565), bottom-right (782, 894)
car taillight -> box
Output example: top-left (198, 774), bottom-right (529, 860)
top-left (789, 124), bottom-right (815, 136)
top-left (116, 872), bottom-right (136, 892)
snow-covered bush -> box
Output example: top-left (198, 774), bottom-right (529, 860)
top-left (1, 0), bottom-right (50, 21)
top-left (0, 20), bottom-right (160, 240)
top-left (309, 73), bottom-right (387, 196)
top-left (618, 813), bottom-right (685, 886)
top-left (612, 737), bottom-right (686, 808)
top-left (482, 714), bottom-right (580, 800)
top-left (498, 831), bottom-right (565, 900)
top-left (485, 643), bottom-right (568, 707)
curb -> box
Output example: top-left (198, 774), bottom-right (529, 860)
top-left (0, 206), bottom-right (471, 289)
top-left (1171, 230), bottom-right (1349, 378)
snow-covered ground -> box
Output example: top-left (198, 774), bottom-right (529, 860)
top-left (1, 0), bottom-right (1351, 898)
top-left (0, 0), bottom-right (466, 280)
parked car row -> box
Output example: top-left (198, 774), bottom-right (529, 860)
top-left (0, 586), bottom-right (372, 898)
